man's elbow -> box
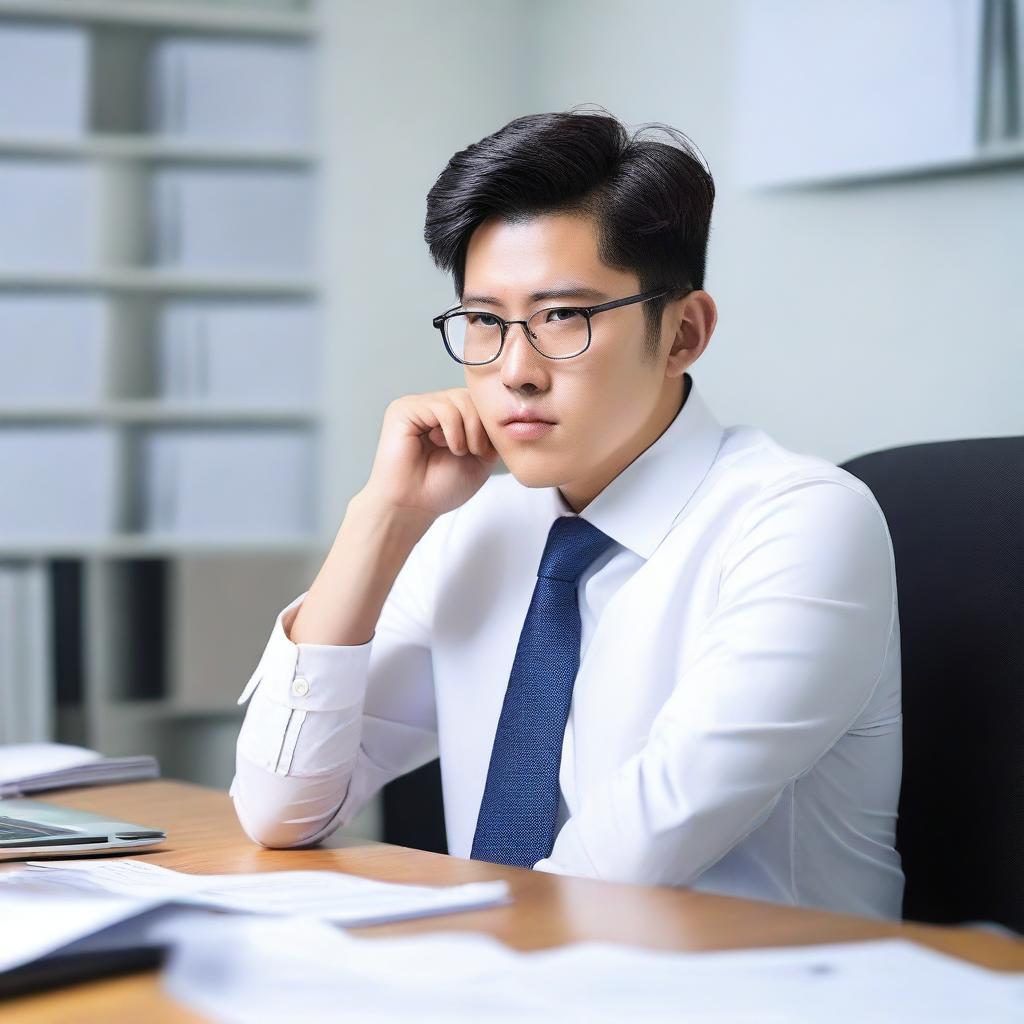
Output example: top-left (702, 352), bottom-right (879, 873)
top-left (229, 772), bottom-right (337, 850)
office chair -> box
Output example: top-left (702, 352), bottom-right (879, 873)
top-left (841, 435), bottom-right (1023, 933)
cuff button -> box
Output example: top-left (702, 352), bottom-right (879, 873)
top-left (291, 677), bottom-right (310, 697)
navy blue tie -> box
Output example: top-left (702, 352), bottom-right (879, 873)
top-left (471, 514), bottom-right (617, 867)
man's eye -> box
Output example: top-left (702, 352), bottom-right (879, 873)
top-left (546, 307), bottom-right (582, 322)
top-left (467, 313), bottom-right (500, 327)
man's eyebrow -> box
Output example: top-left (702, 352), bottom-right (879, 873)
top-left (460, 286), bottom-right (610, 308)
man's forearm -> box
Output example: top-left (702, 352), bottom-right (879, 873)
top-left (289, 488), bottom-right (435, 646)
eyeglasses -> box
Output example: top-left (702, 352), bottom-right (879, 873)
top-left (432, 286), bottom-right (688, 365)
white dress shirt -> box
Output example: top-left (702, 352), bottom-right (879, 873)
top-left (230, 372), bottom-right (904, 919)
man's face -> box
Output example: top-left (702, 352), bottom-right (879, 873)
top-left (462, 212), bottom-right (675, 502)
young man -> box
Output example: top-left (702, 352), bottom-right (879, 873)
top-left (230, 110), bottom-right (904, 919)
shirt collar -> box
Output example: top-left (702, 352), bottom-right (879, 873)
top-left (545, 373), bottom-right (725, 560)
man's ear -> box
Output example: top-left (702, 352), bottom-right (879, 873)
top-left (665, 290), bottom-right (716, 377)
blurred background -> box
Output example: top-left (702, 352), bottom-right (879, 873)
top-left (0, 0), bottom-right (1020, 844)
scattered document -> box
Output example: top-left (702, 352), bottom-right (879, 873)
top-left (0, 743), bottom-right (159, 798)
top-left (154, 916), bottom-right (1024, 1024)
top-left (10, 858), bottom-right (512, 927)
top-left (0, 891), bottom-right (160, 973)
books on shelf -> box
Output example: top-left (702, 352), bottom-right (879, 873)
top-left (0, 742), bottom-right (159, 798)
top-left (139, 428), bottom-right (314, 538)
top-left (149, 166), bottom-right (314, 272)
top-left (0, 23), bottom-right (89, 139)
top-left (147, 35), bottom-right (313, 146)
top-left (0, 564), bottom-right (53, 744)
top-left (0, 428), bottom-right (117, 539)
top-left (156, 300), bottom-right (318, 406)
top-left (0, 295), bottom-right (107, 404)
top-left (0, 160), bottom-right (100, 269)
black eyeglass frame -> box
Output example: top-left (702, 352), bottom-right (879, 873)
top-left (431, 285), bottom-right (692, 365)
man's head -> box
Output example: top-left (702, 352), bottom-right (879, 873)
top-left (424, 108), bottom-right (717, 511)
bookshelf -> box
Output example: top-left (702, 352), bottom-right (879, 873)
top-left (0, 0), bottom-right (328, 788)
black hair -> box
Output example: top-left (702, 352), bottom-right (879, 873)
top-left (424, 105), bottom-right (714, 359)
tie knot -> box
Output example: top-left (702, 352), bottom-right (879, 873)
top-left (537, 516), bottom-right (616, 583)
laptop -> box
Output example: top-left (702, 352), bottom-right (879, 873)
top-left (0, 798), bottom-right (165, 861)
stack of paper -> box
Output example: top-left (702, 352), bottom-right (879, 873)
top-left (0, 160), bottom-right (99, 270)
top-left (0, 295), bottom-right (107, 404)
top-left (0, 24), bottom-right (89, 139)
top-left (149, 166), bottom-right (314, 273)
top-left (147, 35), bottom-right (313, 146)
top-left (0, 743), bottom-right (159, 798)
top-left (2, 858), bottom-right (511, 930)
top-left (156, 300), bottom-right (318, 406)
top-left (0, 427), bottom-right (117, 538)
top-left (139, 427), bottom-right (314, 537)
top-left (0, 566), bottom-right (53, 745)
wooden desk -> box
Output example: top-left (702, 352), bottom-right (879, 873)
top-left (2, 779), bottom-right (1022, 1021)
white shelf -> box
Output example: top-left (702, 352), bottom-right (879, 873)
top-left (0, 534), bottom-right (325, 558)
top-left (0, 0), bottom-right (314, 36)
top-left (0, 401), bottom-right (318, 424)
top-left (0, 0), bottom-right (327, 791)
top-left (0, 269), bottom-right (317, 295)
top-left (111, 698), bottom-right (244, 721)
top-left (0, 134), bottom-right (317, 165)
top-left (760, 139), bottom-right (1024, 190)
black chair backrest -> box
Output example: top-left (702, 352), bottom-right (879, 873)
top-left (841, 436), bottom-right (1023, 932)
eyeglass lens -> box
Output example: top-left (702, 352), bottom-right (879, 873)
top-left (443, 307), bottom-right (589, 364)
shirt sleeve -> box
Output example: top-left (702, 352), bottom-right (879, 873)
top-left (533, 478), bottom-right (898, 886)
top-left (229, 508), bottom-right (457, 849)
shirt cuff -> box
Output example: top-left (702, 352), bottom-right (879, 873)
top-left (236, 591), bottom-right (375, 712)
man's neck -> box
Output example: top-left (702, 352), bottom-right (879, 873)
top-left (558, 375), bottom-right (690, 514)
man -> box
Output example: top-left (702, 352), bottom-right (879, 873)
top-left (230, 109), bottom-right (904, 919)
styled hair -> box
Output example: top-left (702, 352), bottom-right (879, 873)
top-left (424, 105), bottom-right (715, 358)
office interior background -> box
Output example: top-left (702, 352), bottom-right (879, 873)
top-left (0, 0), bottom-right (1020, 845)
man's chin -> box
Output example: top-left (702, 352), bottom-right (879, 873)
top-left (501, 457), bottom-right (566, 490)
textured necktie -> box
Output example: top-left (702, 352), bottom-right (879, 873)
top-left (471, 514), bottom-right (617, 867)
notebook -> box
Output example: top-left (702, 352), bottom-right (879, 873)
top-left (0, 743), bottom-right (159, 798)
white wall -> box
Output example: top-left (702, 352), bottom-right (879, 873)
top-left (532, 0), bottom-right (1023, 464)
top-left (318, 0), bottom-right (1022, 539)
top-left (318, 0), bottom-right (535, 527)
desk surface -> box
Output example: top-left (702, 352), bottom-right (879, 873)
top-left (2, 779), bottom-right (1022, 1021)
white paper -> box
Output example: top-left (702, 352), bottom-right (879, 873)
top-left (11, 858), bottom-right (512, 927)
top-left (0, 743), bottom-right (102, 782)
top-left (154, 915), bottom-right (1024, 1024)
top-left (0, 742), bottom-right (158, 797)
top-left (0, 891), bottom-right (160, 973)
